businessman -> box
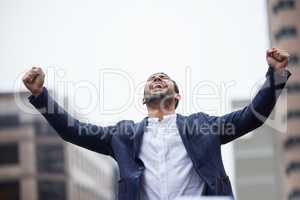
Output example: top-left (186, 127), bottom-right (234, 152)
top-left (23, 48), bottom-right (291, 200)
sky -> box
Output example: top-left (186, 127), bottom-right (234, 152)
top-left (0, 0), bottom-right (270, 191)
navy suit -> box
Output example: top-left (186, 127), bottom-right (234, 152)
top-left (29, 67), bottom-right (291, 200)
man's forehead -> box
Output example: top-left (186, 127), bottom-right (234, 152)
top-left (147, 72), bottom-right (170, 79)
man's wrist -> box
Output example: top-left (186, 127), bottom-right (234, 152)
top-left (266, 66), bottom-right (290, 77)
top-left (28, 87), bottom-right (48, 110)
top-left (31, 87), bottom-right (44, 97)
top-left (265, 66), bottom-right (291, 90)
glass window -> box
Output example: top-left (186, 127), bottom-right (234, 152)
top-left (286, 161), bottom-right (300, 175)
top-left (273, 0), bottom-right (295, 14)
top-left (38, 180), bottom-right (66, 200)
top-left (36, 144), bottom-right (64, 173)
top-left (287, 110), bottom-right (300, 120)
top-left (284, 136), bottom-right (300, 149)
top-left (0, 181), bottom-right (20, 200)
top-left (34, 121), bottom-right (58, 137)
top-left (0, 114), bottom-right (19, 129)
top-left (288, 189), bottom-right (300, 200)
top-left (274, 26), bottom-right (297, 41)
top-left (0, 143), bottom-right (19, 165)
top-left (286, 83), bottom-right (300, 94)
top-left (289, 54), bottom-right (299, 66)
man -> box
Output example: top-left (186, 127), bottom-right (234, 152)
top-left (23, 48), bottom-right (291, 200)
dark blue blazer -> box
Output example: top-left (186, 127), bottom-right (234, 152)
top-left (29, 67), bottom-right (291, 200)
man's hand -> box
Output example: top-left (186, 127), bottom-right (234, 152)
top-left (267, 47), bottom-right (289, 70)
top-left (22, 67), bottom-right (45, 97)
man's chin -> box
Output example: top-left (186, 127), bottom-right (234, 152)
top-left (144, 92), bottom-right (165, 103)
top-left (151, 90), bottom-right (164, 94)
top-left (151, 88), bottom-right (168, 94)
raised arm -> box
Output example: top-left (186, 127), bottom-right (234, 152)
top-left (22, 67), bottom-right (116, 156)
top-left (207, 48), bottom-right (291, 144)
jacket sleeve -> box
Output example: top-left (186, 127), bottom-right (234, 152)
top-left (28, 87), bottom-right (116, 156)
top-left (207, 67), bottom-right (291, 144)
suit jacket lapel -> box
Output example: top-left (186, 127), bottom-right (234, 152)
top-left (133, 117), bottom-right (148, 159)
top-left (176, 113), bottom-right (188, 140)
top-left (134, 114), bottom-right (188, 159)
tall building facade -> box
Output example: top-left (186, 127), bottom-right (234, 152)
top-left (267, 1), bottom-right (300, 199)
top-left (232, 99), bottom-right (284, 200)
top-left (0, 91), bottom-right (118, 200)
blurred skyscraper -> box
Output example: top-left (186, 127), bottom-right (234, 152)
top-left (267, 1), bottom-right (300, 199)
top-left (0, 91), bottom-right (117, 200)
top-left (232, 99), bottom-right (284, 200)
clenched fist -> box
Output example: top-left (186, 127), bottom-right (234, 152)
top-left (267, 47), bottom-right (289, 70)
top-left (22, 67), bottom-right (45, 97)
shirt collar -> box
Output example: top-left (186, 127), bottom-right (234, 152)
top-left (148, 113), bottom-right (177, 124)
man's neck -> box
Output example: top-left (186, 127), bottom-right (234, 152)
top-left (147, 108), bottom-right (176, 121)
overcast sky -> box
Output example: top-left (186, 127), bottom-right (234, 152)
top-left (0, 0), bottom-right (270, 190)
top-left (0, 0), bottom-right (269, 119)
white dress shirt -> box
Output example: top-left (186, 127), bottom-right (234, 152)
top-left (139, 113), bottom-right (204, 200)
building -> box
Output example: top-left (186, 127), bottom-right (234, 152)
top-left (232, 99), bottom-right (284, 200)
top-left (0, 91), bottom-right (118, 200)
top-left (266, 1), bottom-right (300, 199)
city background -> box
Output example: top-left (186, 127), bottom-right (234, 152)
top-left (0, 0), bottom-right (299, 199)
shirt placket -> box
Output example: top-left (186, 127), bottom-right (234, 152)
top-left (159, 122), bottom-right (168, 200)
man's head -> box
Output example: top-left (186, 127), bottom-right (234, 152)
top-left (143, 72), bottom-right (181, 110)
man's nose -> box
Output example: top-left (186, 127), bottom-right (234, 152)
top-left (153, 77), bottom-right (162, 82)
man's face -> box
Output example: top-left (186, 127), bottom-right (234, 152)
top-left (143, 73), bottom-right (177, 104)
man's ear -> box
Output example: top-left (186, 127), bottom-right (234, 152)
top-left (142, 98), bottom-right (146, 105)
top-left (175, 94), bottom-right (181, 101)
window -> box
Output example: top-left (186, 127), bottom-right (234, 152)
top-left (34, 121), bottom-right (58, 137)
top-left (36, 144), bottom-right (64, 173)
top-left (0, 181), bottom-right (20, 200)
top-left (286, 83), bottom-right (300, 94)
top-left (0, 114), bottom-right (19, 129)
top-left (38, 180), bottom-right (66, 200)
top-left (275, 26), bottom-right (297, 41)
top-left (273, 0), bottom-right (295, 14)
top-left (286, 161), bottom-right (300, 175)
top-left (289, 54), bottom-right (299, 66)
top-left (288, 189), bottom-right (300, 200)
top-left (287, 110), bottom-right (300, 120)
top-left (284, 136), bottom-right (300, 149)
top-left (0, 143), bottom-right (19, 165)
